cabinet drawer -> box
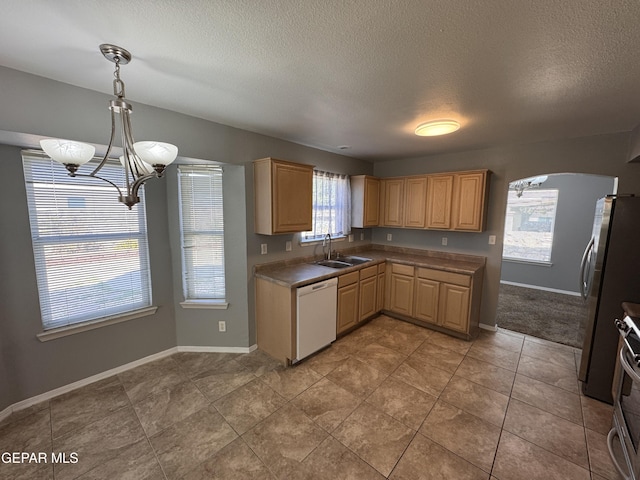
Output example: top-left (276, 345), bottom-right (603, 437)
top-left (416, 267), bottom-right (471, 287)
top-left (377, 263), bottom-right (386, 274)
top-left (338, 271), bottom-right (359, 288)
top-left (391, 263), bottom-right (414, 276)
top-left (359, 265), bottom-right (377, 280)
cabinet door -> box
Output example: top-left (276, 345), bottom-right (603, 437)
top-left (337, 284), bottom-right (359, 334)
top-left (376, 273), bottom-right (385, 313)
top-left (272, 161), bottom-right (314, 233)
top-left (426, 174), bottom-right (454, 229)
top-left (452, 171), bottom-right (486, 232)
top-left (439, 283), bottom-right (470, 333)
top-left (389, 273), bottom-right (414, 316)
top-left (414, 278), bottom-right (439, 325)
top-left (364, 177), bottom-right (381, 227)
top-left (359, 276), bottom-right (377, 321)
top-left (381, 178), bottom-right (405, 227)
top-left (404, 176), bottom-right (428, 228)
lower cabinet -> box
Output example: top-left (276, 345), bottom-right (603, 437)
top-left (439, 282), bottom-right (471, 333)
top-left (376, 263), bottom-right (386, 312)
top-left (337, 263), bottom-right (386, 336)
top-left (337, 271), bottom-right (359, 334)
top-left (358, 266), bottom-right (378, 321)
top-left (388, 263), bottom-right (415, 317)
top-left (414, 267), bottom-right (473, 335)
top-left (386, 263), bottom-right (482, 339)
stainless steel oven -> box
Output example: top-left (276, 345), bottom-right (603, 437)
top-left (610, 315), bottom-right (640, 479)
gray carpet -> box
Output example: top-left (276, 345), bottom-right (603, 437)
top-left (495, 283), bottom-right (588, 349)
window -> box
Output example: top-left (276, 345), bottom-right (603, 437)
top-left (23, 153), bottom-right (152, 331)
top-left (302, 170), bottom-right (351, 241)
top-left (178, 165), bottom-right (225, 301)
top-left (503, 189), bottom-right (559, 263)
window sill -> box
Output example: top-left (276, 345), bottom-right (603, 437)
top-left (37, 306), bottom-right (158, 342)
top-left (180, 300), bottom-right (229, 310)
top-left (502, 257), bottom-right (553, 267)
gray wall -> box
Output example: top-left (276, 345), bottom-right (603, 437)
top-left (373, 133), bottom-right (640, 328)
top-left (0, 144), bottom-right (176, 411)
top-left (500, 174), bottom-right (616, 292)
top-left (0, 66), bottom-right (370, 411)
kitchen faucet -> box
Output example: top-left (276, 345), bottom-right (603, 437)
top-left (323, 233), bottom-right (332, 260)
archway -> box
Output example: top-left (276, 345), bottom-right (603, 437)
top-left (495, 173), bottom-right (616, 347)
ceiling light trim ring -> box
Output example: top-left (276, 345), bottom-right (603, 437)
top-left (415, 120), bottom-right (461, 137)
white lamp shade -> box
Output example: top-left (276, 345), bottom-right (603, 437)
top-left (40, 139), bottom-right (95, 165)
top-left (134, 141), bottom-right (178, 166)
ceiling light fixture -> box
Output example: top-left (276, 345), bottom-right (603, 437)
top-left (414, 119), bottom-right (461, 136)
top-left (40, 44), bottom-right (178, 209)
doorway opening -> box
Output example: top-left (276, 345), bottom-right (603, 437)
top-left (496, 173), bottom-right (616, 348)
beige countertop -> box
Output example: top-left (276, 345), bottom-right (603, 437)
top-left (254, 246), bottom-right (486, 288)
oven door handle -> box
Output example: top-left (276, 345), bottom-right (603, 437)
top-left (607, 428), bottom-right (632, 480)
top-left (619, 344), bottom-right (640, 384)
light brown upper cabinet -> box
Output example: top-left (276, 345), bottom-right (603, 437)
top-left (425, 170), bottom-right (489, 232)
top-left (351, 175), bottom-right (380, 228)
top-left (254, 157), bottom-right (314, 235)
top-left (380, 178), bottom-right (405, 227)
top-left (426, 174), bottom-right (454, 229)
top-left (451, 170), bottom-right (489, 232)
top-left (403, 176), bottom-right (428, 228)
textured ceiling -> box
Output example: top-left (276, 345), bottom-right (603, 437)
top-left (0, 0), bottom-right (639, 161)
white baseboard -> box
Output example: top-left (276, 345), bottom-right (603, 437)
top-left (176, 344), bottom-right (257, 354)
top-left (479, 323), bottom-right (498, 332)
top-left (0, 344), bottom-right (258, 424)
top-left (500, 280), bottom-right (581, 297)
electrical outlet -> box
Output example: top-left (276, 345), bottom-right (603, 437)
top-left (260, 244), bottom-right (267, 255)
top-left (387, 233), bottom-right (392, 241)
top-left (360, 233), bottom-right (364, 241)
top-left (218, 321), bottom-right (226, 332)
top-left (285, 241), bottom-right (292, 251)
top-left (488, 235), bottom-right (496, 245)
top-left (442, 237), bottom-right (448, 246)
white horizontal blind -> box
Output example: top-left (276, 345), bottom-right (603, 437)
top-left (178, 165), bottom-right (225, 300)
top-left (303, 170), bottom-right (351, 241)
top-left (22, 153), bottom-right (152, 330)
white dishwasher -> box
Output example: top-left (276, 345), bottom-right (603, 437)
top-left (296, 277), bottom-right (338, 362)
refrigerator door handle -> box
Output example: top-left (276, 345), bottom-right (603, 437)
top-left (579, 237), bottom-right (595, 300)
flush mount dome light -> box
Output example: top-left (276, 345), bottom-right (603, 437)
top-left (415, 120), bottom-right (460, 136)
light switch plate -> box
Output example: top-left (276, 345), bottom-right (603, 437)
top-left (348, 234), bottom-right (354, 242)
top-left (218, 321), bottom-right (226, 332)
top-left (488, 235), bottom-right (496, 245)
top-left (387, 233), bottom-right (392, 241)
top-left (285, 241), bottom-right (292, 251)
top-left (260, 244), bottom-right (267, 254)
top-left (442, 237), bottom-right (448, 246)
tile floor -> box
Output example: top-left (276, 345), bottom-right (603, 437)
top-left (0, 315), bottom-right (624, 479)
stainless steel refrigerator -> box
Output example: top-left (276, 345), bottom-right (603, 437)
top-left (579, 195), bottom-right (640, 404)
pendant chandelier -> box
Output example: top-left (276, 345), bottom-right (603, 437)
top-left (509, 175), bottom-right (548, 197)
top-left (40, 44), bottom-right (178, 209)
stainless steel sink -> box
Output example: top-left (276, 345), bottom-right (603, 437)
top-left (314, 256), bottom-right (372, 269)
top-left (338, 255), bottom-right (372, 265)
top-left (315, 259), bottom-right (352, 269)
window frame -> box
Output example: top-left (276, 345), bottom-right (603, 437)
top-left (502, 188), bottom-right (559, 264)
top-left (177, 164), bottom-right (227, 308)
top-left (301, 169), bottom-right (351, 244)
top-left (22, 151), bottom-right (155, 340)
